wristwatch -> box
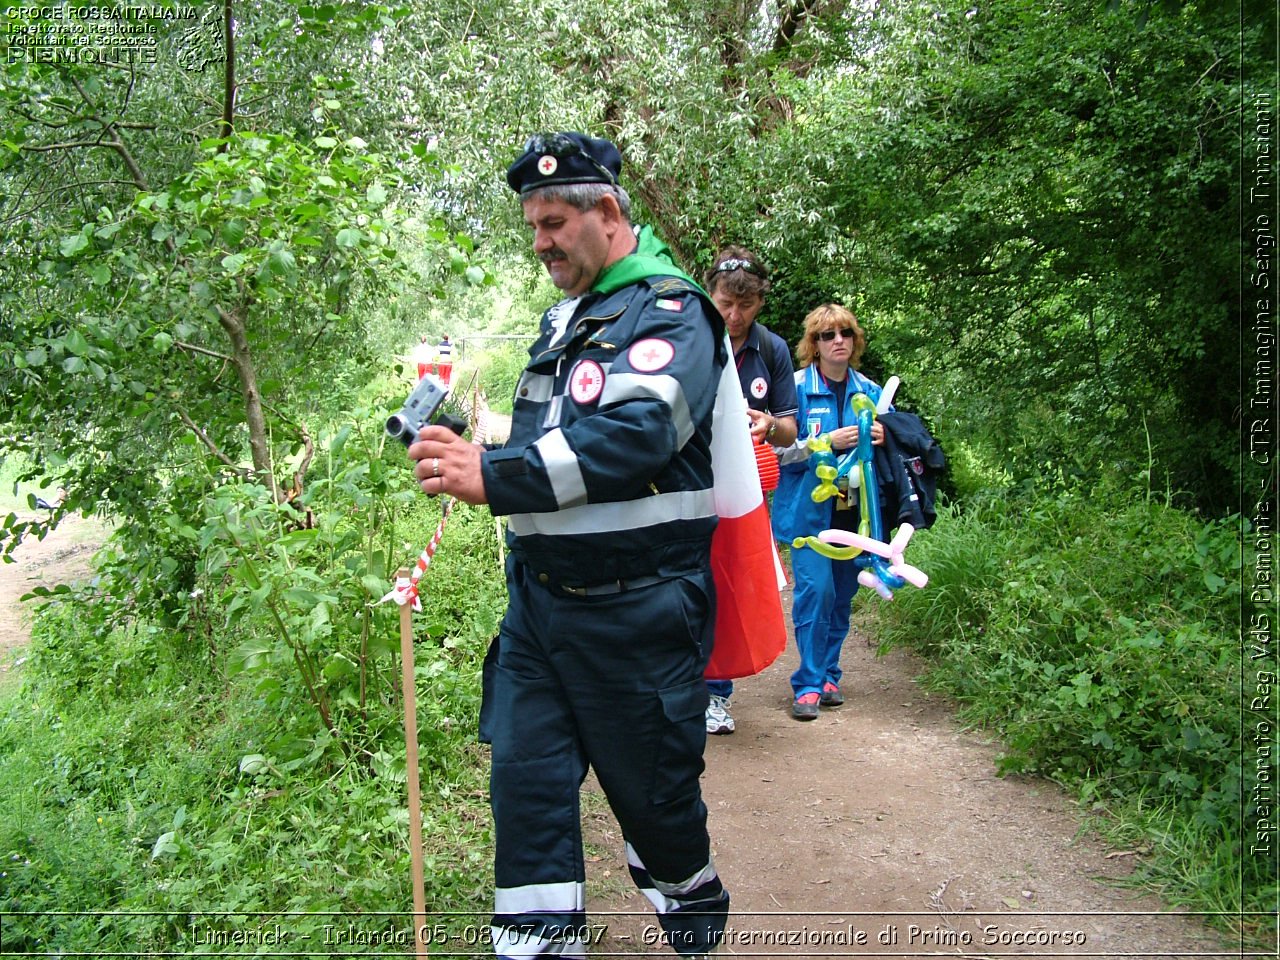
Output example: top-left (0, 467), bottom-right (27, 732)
top-left (766, 418), bottom-right (777, 440)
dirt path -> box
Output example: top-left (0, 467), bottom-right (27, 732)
top-left (0, 520), bottom-right (1240, 958)
top-left (583, 584), bottom-right (1237, 958)
top-left (0, 514), bottom-right (101, 678)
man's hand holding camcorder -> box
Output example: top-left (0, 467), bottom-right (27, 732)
top-left (410, 426), bottom-right (488, 505)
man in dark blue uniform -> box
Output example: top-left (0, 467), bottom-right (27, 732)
top-left (409, 132), bottom-right (729, 959)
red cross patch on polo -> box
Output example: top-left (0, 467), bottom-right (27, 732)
top-left (750, 376), bottom-right (768, 399)
top-left (628, 338), bottom-right (675, 373)
top-left (569, 359), bottom-right (605, 404)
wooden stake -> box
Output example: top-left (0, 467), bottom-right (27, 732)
top-left (397, 568), bottom-right (429, 957)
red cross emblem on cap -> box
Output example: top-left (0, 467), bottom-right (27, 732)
top-left (538, 155), bottom-right (558, 176)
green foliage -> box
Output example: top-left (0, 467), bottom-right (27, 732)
top-left (938, 438), bottom-right (1015, 503)
top-left (1, 5), bottom-right (487, 565)
top-left (697, 0), bottom-right (1251, 514)
top-left (1, 427), bottom-right (503, 952)
top-left (869, 484), bottom-right (1261, 923)
top-left (472, 341), bottom-right (535, 415)
top-left (0, 0), bottom-right (1266, 947)
top-left (1088, 792), bottom-right (1255, 928)
top-left (0, 649), bottom-right (492, 951)
top-left (6, 125), bottom-right (402, 505)
top-left (0, 451), bottom-right (37, 513)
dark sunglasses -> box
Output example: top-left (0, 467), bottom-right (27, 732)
top-left (711, 257), bottom-right (766, 278)
top-left (816, 327), bottom-right (856, 342)
top-left (523, 133), bottom-right (617, 185)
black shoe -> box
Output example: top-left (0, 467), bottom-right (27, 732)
top-left (820, 683), bottom-right (844, 707)
top-left (792, 692), bottom-right (820, 720)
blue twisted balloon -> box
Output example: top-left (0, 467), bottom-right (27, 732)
top-left (847, 395), bottom-right (904, 590)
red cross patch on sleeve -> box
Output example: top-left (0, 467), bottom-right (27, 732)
top-left (569, 360), bottom-right (605, 404)
top-left (628, 338), bottom-right (676, 372)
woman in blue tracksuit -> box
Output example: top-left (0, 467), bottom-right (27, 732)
top-left (771, 304), bottom-right (888, 720)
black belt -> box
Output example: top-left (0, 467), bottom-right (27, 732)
top-left (556, 573), bottom-right (669, 597)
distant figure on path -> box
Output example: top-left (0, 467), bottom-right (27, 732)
top-left (437, 334), bottom-right (453, 386)
top-left (412, 335), bottom-right (434, 381)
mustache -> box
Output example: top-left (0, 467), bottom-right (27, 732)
top-left (539, 250), bottom-right (566, 264)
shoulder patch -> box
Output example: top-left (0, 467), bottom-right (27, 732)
top-left (569, 359), bottom-right (605, 404)
top-left (655, 298), bottom-right (684, 312)
top-left (649, 276), bottom-right (695, 296)
top-left (628, 338), bottom-right (676, 372)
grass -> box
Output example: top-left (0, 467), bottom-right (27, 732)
top-left (868, 485), bottom-right (1266, 941)
top-left (0, 481), bottom-right (500, 954)
top-left (2, 434), bottom-right (1265, 950)
top-left (1084, 794), bottom-right (1270, 946)
top-left (0, 618), bottom-right (496, 954)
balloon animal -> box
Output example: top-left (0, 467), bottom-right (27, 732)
top-left (792, 377), bottom-right (928, 600)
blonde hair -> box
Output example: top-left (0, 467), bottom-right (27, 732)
top-left (796, 303), bottom-right (866, 369)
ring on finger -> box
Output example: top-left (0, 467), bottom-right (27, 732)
top-left (432, 457), bottom-right (440, 478)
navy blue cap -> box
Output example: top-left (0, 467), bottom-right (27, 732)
top-left (506, 132), bottom-right (622, 195)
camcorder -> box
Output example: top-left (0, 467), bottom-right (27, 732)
top-left (386, 375), bottom-right (468, 446)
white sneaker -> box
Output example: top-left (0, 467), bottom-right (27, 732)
top-left (705, 694), bottom-right (735, 735)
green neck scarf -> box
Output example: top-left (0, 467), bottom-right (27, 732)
top-left (592, 225), bottom-right (706, 297)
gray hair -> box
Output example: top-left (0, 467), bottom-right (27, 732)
top-left (523, 182), bottom-right (632, 220)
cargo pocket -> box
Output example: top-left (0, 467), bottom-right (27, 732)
top-left (650, 677), bottom-right (710, 805)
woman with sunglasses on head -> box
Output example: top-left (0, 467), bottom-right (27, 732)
top-left (771, 304), bottom-right (889, 721)
top-left (701, 246), bottom-right (799, 736)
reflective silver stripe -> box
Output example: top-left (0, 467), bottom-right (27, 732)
top-left (533, 429), bottom-right (587, 508)
top-left (635, 884), bottom-right (678, 918)
top-left (507, 488), bottom-right (715, 537)
top-left (517, 370), bottom-right (557, 405)
top-left (491, 925), bottom-right (585, 959)
top-left (654, 860), bottom-right (720, 896)
top-left (626, 843), bottom-right (720, 915)
top-left (626, 843), bottom-right (718, 896)
top-left (494, 879), bottom-right (585, 915)
top-left (600, 372), bottom-right (693, 446)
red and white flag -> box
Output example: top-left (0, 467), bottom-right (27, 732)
top-left (706, 345), bottom-right (787, 680)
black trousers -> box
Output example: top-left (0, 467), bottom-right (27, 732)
top-left (482, 559), bottom-right (730, 958)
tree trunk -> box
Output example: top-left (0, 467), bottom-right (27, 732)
top-left (218, 306), bottom-right (277, 500)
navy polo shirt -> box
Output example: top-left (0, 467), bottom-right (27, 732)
top-left (734, 323), bottom-right (799, 419)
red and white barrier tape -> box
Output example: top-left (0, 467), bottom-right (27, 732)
top-left (381, 389), bottom-right (488, 612)
top-left (380, 496), bottom-right (455, 611)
